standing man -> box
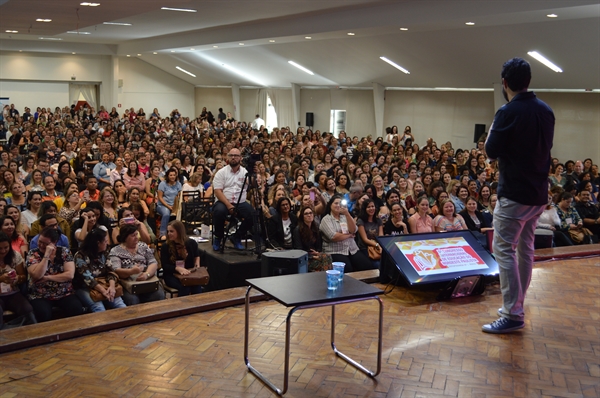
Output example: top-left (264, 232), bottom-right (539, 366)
top-left (251, 114), bottom-right (265, 130)
top-left (212, 148), bottom-right (253, 251)
top-left (483, 58), bottom-right (554, 333)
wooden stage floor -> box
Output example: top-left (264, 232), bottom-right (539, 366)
top-left (1, 256), bottom-right (598, 397)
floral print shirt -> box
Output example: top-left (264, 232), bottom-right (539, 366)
top-left (26, 247), bottom-right (75, 300)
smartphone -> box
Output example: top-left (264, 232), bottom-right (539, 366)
top-left (123, 217), bottom-right (136, 224)
top-left (310, 191), bottom-right (315, 201)
top-left (341, 199), bottom-right (348, 207)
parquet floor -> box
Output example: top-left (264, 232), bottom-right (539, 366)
top-left (1, 257), bottom-right (598, 398)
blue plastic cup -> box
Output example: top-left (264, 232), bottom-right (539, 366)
top-left (332, 262), bottom-right (345, 281)
top-left (326, 270), bottom-right (340, 290)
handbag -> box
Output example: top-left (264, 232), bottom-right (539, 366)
top-left (120, 275), bottom-right (160, 295)
top-left (89, 277), bottom-right (123, 302)
top-left (307, 252), bottom-right (332, 272)
top-left (368, 245), bottom-right (382, 260)
top-left (569, 227), bottom-right (593, 245)
top-left (173, 267), bottom-right (210, 286)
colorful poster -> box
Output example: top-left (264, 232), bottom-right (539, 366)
top-left (395, 237), bottom-right (487, 276)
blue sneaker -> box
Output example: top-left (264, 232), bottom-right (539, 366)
top-left (482, 317), bottom-right (524, 334)
top-left (213, 238), bottom-right (222, 251)
top-left (230, 235), bottom-right (244, 250)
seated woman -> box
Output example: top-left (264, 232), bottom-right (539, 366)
top-left (408, 196), bottom-right (434, 233)
top-left (128, 204), bottom-right (156, 243)
top-left (356, 199), bottom-right (384, 268)
top-left (181, 172), bottom-right (204, 199)
top-left (267, 197), bottom-right (297, 249)
top-left (160, 220), bottom-right (202, 296)
top-left (113, 207), bottom-right (152, 245)
top-left (535, 192), bottom-right (573, 247)
top-left (321, 178), bottom-right (337, 204)
top-left (5, 204), bottom-right (30, 239)
top-left (57, 182), bottom-right (83, 224)
top-left (108, 224), bottom-right (165, 305)
top-left (122, 187), bottom-right (150, 217)
top-left (319, 195), bottom-right (375, 273)
top-left (0, 232), bottom-right (36, 328)
top-left (0, 215), bottom-right (28, 258)
top-left (74, 228), bottom-right (127, 312)
top-left (26, 227), bottom-right (84, 322)
top-left (73, 208), bottom-right (109, 245)
top-left (431, 190), bottom-right (449, 217)
top-left (433, 199), bottom-right (468, 232)
top-left (459, 197), bottom-right (492, 233)
top-left (384, 202), bottom-right (408, 235)
top-left (335, 173), bottom-right (351, 195)
top-left (292, 205), bottom-right (331, 272)
top-left (452, 184), bottom-right (469, 213)
top-left (555, 192), bottom-right (584, 245)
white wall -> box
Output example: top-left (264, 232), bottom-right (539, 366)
top-left (118, 57), bottom-right (194, 118)
top-left (300, 89), bottom-right (331, 132)
top-left (240, 88), bottom-right (258, 122)
top-left (195, 88), bottom-right (233, 119)
top-left (383, 91), bottom-right (495, 150)
top-left (0, 81), bottom-right (69, 110)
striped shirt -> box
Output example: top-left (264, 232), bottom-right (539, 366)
top-left (319, 214), bottom-right (359, 256)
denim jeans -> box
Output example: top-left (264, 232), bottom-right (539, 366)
top-left (493, 197), bottom-right (544, 322)
top-left (156, 203), bottom-right (172, 237)
top-left (76, 288), bottom-right (127, 313)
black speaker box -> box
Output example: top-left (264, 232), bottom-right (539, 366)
top-left (474, 124), bottom-right (486, 143)
top-left (261, 250), bottom-right (308, 277)
top-left (306, 112), bottom-right (314, 127)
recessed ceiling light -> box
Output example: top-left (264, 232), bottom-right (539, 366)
top-left (72, 52), bottom-right (76, 54)
top-left (176, 66), bottom-right (196, 78)
top-left (38, 37), bottom-right (62, 41)
top-left (400, 28), bottom-right (408, 31)
top-left (19, 50), bottom-right (22, 52)
top-left (190, 48), bottom-right (194, 51)
top-left (103, 22), bottom-right (132, 26)
top-left (126, 55), bottom-right (130, 57)
top-left (239, 43), bottom-right (244, 46)
top-left (67, 31), bottom-right (91, 35)
top-left (137, 54), bottom-right (141, 56)
top-left (161, 7), bottom-right (197, 12)
top-left (269, 40), bottom-right (275, 43)
top-left (527, 51), bottom-right (563, 73)
top-left (347, 32), bottom-right (355, 36)
top-left (305, 36), bottom-right (312, 39)
top-left (465, 22), bottom-right (475, 26)
top-left (36, 19), bottom-right (52, 22)
top-left (5, 30), bottom-right (18, 33)
top-left (288, 60), bottom-right (314, 75)
top-left (80, 2), bottom-right (101, 6)
top-left (380, 56), bottom-right (410, 74)
top-left (213, 45), bottom-right (218, 48)
top-left (153, 52), bottom-right (158, 54)
top-left (171, 50), bottom-right (175, 52)
top-left (547, 14), bottom-right (558, 18)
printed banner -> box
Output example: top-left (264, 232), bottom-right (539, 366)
top-left (395, 237), bottom-right (487, 276)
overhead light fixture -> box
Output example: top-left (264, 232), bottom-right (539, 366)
top-left (137, 54), bottom-right (141, 56)
top-left (171, 50), bottom-right (175, 52)
top-left (176, 66), bottom-right (196, 78)
top-left (80, 2), bottom-right (101, 6)
top-left (72, 52), bottom-right (76, 54)
top-left (305, 36), bottom-right (312, 39)
top-left (36, 19), bottom-right (52, 22)
top-left (547, 14), bottom-right (558, 18)
top-left (269, 40), bottom-right (275, 43)
top-left (103, 22), bottom-right (132, 26)
top-left (347, 32), bottom-right (355, 36)
top-left (527, 51), bottom-right (563, 73)
top-left (213, 45), bottom-right (218, 48)
top-left (39, 37), bottom-right (62, 41)
top-left (380, 56), bottom-right (410, 74)
top-left (400, 27), bottom-right (408, 31)
top-left (190, 48), bottom-right (194, 51)
top-left (161, 7), bottom-right (197, 12)
top-left (5, 30), bottom-right (18, 33)
top-left (126, 55), bottom-right (130, 57)
top-left (239, 43), bottom-right (244, 46)
top-left (67, 31), bottom-right (91, 35)
top-left (465, 22), bottom-right (475, 26)
top-left (288, 60), bottom-right (314, 75)
top-left (153, 52), bottom-right (158, 54)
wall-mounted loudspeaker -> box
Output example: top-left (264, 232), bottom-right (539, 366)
top-left (474, 124), bottom-right (486, 143)
top-left (306, 112), bottom-right (314, 127)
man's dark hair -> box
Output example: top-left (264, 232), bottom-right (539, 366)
top-left (39, 213), bottom-right (58, 228)
top-left (40, 201), bottom-right (58, 215)
top-left (40, 226), bottom-right (61, 243)
top-left (501, 57), bottom-right (531, 92)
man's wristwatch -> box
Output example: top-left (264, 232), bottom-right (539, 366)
top-left (146, 273), bottom-right (151, 278)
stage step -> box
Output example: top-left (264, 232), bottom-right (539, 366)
top-left (534, 243), bottom-right (600, 261)
top-left (0, 270), bottom-right (378, 354)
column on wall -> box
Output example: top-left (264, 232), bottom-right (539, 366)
top-left (231, 83), bottom-right (240, 121)
top-left (111, 56), bottom-right (119, 110)
top-left (493, 83), bottom-right (506, 113)
top-left (373, 82), bottom-right (385, 138)
top-left (291, 83), bottom-right (301, 129)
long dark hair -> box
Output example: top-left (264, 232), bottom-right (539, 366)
top-left (0, 216), bottom-right (18, 241)
top-left (324, 194), bottom-right (345, 216)
top-left (358, 199), bottom-right (377, 223)
top-left (0, 231), bottom-right (16, 265)
top-left (298, 205), bottom-right (318, 245)
top-left (78, 228), bottom-right (108, 259)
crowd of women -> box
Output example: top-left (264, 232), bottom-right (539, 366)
top-left (0, 102), bottom-right (597, 327)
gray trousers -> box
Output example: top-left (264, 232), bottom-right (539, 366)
top-left (493, 197), bottom-right (544, 322)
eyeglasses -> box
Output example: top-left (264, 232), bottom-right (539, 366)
top-left (45, 223), bottom-right (58, 228)
top-left (304, 212), bottom-right (314, 216)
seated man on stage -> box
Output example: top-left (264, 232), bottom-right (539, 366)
top-left (212, 148), bottom-right (253, 251)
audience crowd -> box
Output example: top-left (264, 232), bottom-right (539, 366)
top-left (0, 102), bottom-right (597, 327)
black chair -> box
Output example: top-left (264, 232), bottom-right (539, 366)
top-left (180, 191), bottom-right (213, 235)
